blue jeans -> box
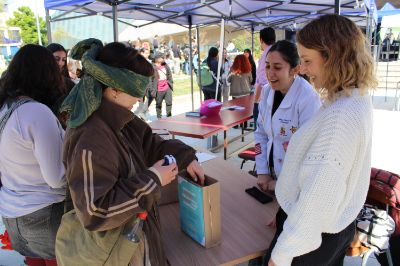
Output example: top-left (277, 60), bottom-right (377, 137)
top-left (253, 102), bottom-right (259, 130)
top-left (2, 201), bottom-right (64, 259)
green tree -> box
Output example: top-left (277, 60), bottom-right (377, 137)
top-left (232, 30), bottom-right (261, 59)
top-left (0, 0), bottom-right (6, 12)
top-left (6, 6), bottom-right (47, 45)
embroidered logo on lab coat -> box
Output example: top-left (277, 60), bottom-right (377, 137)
top-left (280, 127), bottom-right (286, 136)
top-left (279, 118), bottom-right (291, 124)
top-left (290, 126), bottom-right (297, 134)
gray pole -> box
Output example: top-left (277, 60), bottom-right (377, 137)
top-left (215, 18), bottom-right (225, 99)
top-left (334, 0), bottom-right (341, 15)
top-left (196, 25), bottom-right (202, 103)
top-left (251, 24), bottom-right (254, 55)
top-left (45, 9), bottom-right (52, 44)
top-left (35, 0), bottom-right (42, 45)
top-left (366, 11), bottom-right (371, 39)
top-left (112, 3), bottom-right (118, 42)
top-left (188, 16), bottom-right (194, 111)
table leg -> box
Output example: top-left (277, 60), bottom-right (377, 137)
top-left (241, 123), bottom-right (244, 142)
top-left (224, 130), bottom-right (227, 160)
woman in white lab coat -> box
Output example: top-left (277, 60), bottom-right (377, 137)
top-left (255, 40), bottom-right (321, 191)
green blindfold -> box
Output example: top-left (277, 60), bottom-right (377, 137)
top-left (60, 38), bottom-right (151, 128)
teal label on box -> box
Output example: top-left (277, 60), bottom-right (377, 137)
top-left (178, 176), bottom-right (205, 246)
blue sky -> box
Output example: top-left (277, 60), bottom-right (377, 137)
top-left (6, 0), bottom-right (46, 17)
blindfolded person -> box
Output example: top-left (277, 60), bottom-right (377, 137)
top-left (60, 39), bottom-right (204, 265)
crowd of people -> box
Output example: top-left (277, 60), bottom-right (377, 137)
top-left (1, 13), bottom-right (397, 266)
top-left (129, 36), bottom-right (196, 76)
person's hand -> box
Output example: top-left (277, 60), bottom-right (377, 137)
top-left (186, 160), bottom-right (205, 186)
top-left (257, 174), bottom-right (273, 192)
top-left (152, 160), bottom-right (178, 186)
top-left (267, 180), bottom-right (277, 191)
top-left (268, 259), bottom-right (277, 266)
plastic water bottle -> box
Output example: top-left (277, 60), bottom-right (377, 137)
top-left (126, 212), bottom-right (148, 243)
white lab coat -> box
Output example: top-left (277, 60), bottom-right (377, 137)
top-left (254, 76), bottom-right (321, 177)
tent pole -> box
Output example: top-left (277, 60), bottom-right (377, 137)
top-left (34, 0), bottom-right (42, 45)
top-left (373, 25), bottom-right (378, 62)
top-left (366, 11), bottom-right (371, 41)
top-left (188, 16), bottom-right (194, 111)
top-left (46, 9), bottom-right (52, 44)
top-left (334, 0), bottom-right (341, 15)
top-left (369, 14), bottom-right (374, 45)
top-left (215, 18), bottom-right (225, 100)
top-left (251, 24), bottom-right (254, 55)
top-left (196, 25), bottom-right (202, 103)
top-left (112, 2), bottom-right (118, 42)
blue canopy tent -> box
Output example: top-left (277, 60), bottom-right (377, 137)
top-left (378, 2), bottom-right (400, 21)
top-left (43, 0), bottom-right (377, 109)
top-left (44, 0), bottom-right (377, 39)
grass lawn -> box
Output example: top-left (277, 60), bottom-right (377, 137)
top-left (172, 73), bottom-right (201, 96)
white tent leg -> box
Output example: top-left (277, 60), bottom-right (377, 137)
top-left (215, 18), bottom-right (225, 100)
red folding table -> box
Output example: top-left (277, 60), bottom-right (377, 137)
top-left (150, 95), bottom-right (254, 159)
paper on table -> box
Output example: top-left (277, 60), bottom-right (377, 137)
top-left (207, 101), bottom-right (223, 108)
top-left (196, 152), bottom-right (216, 163)
top-left (221, 105), bottom-right (245, 110)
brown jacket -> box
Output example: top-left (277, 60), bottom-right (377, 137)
top-left (63, 99), bottom-right (196, 265)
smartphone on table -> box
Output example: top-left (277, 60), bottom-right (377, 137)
top-left (245, 186), bottom-right (273, 204)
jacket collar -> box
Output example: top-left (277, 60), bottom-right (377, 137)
top-left (96, 98), bottom-right (134, 131)
top-left (267, 75), bottom-right (301, 109)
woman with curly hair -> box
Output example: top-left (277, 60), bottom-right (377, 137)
top-left (266, 14), bottom-right (378, 266)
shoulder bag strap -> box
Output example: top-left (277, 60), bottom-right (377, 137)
top-left (0, 98), bottom-right (33, 141)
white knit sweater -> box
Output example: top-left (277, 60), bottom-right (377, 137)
top-left (271, 89), bottom-right (373, 266)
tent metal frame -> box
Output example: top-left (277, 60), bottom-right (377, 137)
top-left (44, 0), bottom-right (377, 109)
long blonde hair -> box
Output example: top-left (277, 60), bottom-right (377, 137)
top-left (297, 14), bottom-right (377, 101)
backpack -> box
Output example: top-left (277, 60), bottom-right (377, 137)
top-left (369, 168), bottom-right (400, 236)
top-left (197, 62), bottom-right (215, 87)
top-left (355, 205), bottom-right (395, 253)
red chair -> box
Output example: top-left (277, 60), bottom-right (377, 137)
top-left (238, 147), bottom-right (256, 173)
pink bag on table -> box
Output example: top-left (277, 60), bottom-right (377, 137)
top-left (199, 99), bottom-right (222, 117)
